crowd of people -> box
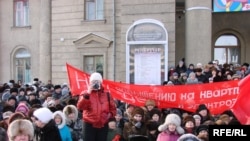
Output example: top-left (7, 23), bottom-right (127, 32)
top-left (0, 60), bottom-right (249, 141)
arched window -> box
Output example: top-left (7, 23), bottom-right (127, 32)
top-left (214, 35), bottom-right (240, 65)
top-left (14, 48), bottom-right (31, 83)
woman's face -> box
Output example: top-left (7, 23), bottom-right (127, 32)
top-left (54, 115), bottom-right (62, 125)
top-left (152, 114), bottom-right (160, 122)
top-left (168, 123), bottom-right (177, 132)
top-left (14, 134), bottom-right (29, 141)
top-left (199, 109), bottom-right (208, 117)
top-left (185, 121), bottom-right (194, 128)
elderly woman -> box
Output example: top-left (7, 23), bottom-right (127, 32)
top-left (7, 119), bottom-right (34, 141)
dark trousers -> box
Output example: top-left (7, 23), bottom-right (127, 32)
top-left (83, 121), bottom-right (108, 141)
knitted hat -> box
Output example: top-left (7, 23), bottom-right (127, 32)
top-left (183, 115), bottom-right (195, 126)
top-left (145, 99), bottom-right (156, 107)
top-left (15, 103), bottom-right (30, 116)
top-left (196, 104), bottom-right (208, 113)
top-left (8, 119), bottom-right (34, 141)
top-left (89, 72), bottom-right (103, 83)
top-left (158, 113), bottom-right (184, 134)
top-left (177, 133), bottom-right (201, 141)
top-left (33, 107), bottom-right (53, 123)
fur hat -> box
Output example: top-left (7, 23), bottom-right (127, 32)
top-left (52, 111), bottom-right (66, 129)
top-left (8, 112), bottom-right (26, 125)
top-left (177, 133), bottom-right (201, 141)
top-left (146, 120), bottom-right (159, 131)
top-left (15, 103), bottom-right (30, 116)
top-left (131, 107), bottom-right (144, 118)
top-left (2, 111), bottom-right (13, 119)
top-left (145, 99), bottom-right (156, 107)
top-left (63, 105), bottom-right (78, 122)
top-left (158, 113), bottom-right (184, 134)
top-left (8, 119), bottom-right (34, 141)
top-left (33, 107), bottom-right (53, 124)
top-left (89, 72), bottom-right (103, 83)
top-left (149, 108), bottom-right (161, 119)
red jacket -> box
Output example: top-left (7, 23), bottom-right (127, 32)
top-left (77, 88), bottom-right (117, 128)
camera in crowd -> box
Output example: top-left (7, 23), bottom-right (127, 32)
top-left (92, 82), bottom-right (101, 90)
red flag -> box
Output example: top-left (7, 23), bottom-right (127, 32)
top-left (231, 74), bottom-right (250, 125)
top-left (66, 63), bottom-right (90, 96)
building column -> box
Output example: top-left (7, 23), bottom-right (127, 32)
top-left (39, 0), bottom-right (51, 82)
top-left (185, 0), bottom-right (212, 66)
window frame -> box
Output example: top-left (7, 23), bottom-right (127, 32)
top-left (14, 0), bottom-right (29, 27)
top-left (85, 0), bottom-right (104, 21)
top-left (83, 55), bottom-right (104, 76)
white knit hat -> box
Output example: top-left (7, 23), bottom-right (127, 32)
top-left (33, 107), bottom-right (53, 124)
top-left (89, 72), bottom-right (103, 82)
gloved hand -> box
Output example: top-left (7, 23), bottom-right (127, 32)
top-left (134, 122), bottom-right (141, 128)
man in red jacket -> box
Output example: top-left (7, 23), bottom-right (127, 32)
top-left (77, 72), bottom-right (117, 141)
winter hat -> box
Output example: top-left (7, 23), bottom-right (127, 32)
top-left (149, 108), bottom-right (161, 119)
top-left (172, 72), bottom-right (179, 76)
top-left (15, 103), bottom-right (30, 116)
top-left (196, 124), bottom-right (208, 135)
top-left (219, 114), bottom-right (230, 123)
top-left (183, 115), bottom-right (195, 126)
top-left (145, 99), bottom-right (156, 107)
top-left (193, 114), bottom-right (202, 120)
top-left (196, 104), bottom-right (208, 113)
top-left (8, 119), bottom-right (34, 141)
top-left (33, 107), bottom-right (53, 124)
top-left (10, 87), bottom-right (18, 94)
top-left (158, 113), bottom-right (184, 134)
top-left (52, 111), bottom-right (66, 129)
top-left (131, 107), bottom-right (144, 118)
top-left (8, 112), bottom-right (26, 125)
top-left (2, 111), bottom-right (13, 119)
top-left (177, 133), bottom-right (201, 141)
top-left (54, 85), bottom-right (61, 90)
top-left (63, 105), bottom-right (78, 122)
top-left (89, 72), bottom-right (103, 83)
top-left (146, 120), bottom-right (159, 131)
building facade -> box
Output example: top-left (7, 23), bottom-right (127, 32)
top-left (0, 0), bottom-right (250, 85)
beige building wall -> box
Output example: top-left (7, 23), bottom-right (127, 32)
top-left (0, 0), bottom-right (41, 83)
top-left (51, 0), bottom-right (176, 84)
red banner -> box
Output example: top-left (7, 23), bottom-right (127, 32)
top-left (66, 63), bottom-right (241, 115)
top-left (231, 74), bottom-right (250, 125)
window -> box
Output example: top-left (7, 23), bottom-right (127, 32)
top-left (214, 35), bottom-right (240, 65)
top-left (84, 55), bottom-right (104, 76)
top-left (14, 48), bottom-right (31, 83)
top-left (85, 0), bottom-right (104, 20)
top-left (14, 0), bottom-right (29, 27)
